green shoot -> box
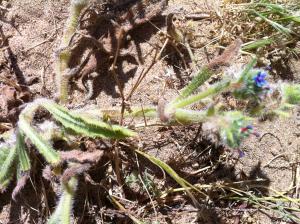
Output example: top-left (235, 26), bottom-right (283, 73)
top-left (56, 0), bottom-right (88, 103)
top-left (173, 109), bottom-right (207, 124)
top-left (48, 177), bottom-right (78, 224)
top-left (16, 98), bottom-right (135, 166)
top-left (170, 81), bottom-right (231, 109)
top-left (251, 10), bottom-right (294, 36)
top-left (237, 57), bottom-right (258, 83)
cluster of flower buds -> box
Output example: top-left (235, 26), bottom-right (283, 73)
top-left (240, 125), bottom-right (260, 138)
top-left (219, 112), bottom-right (253, 148)
top-left (218, 105), bottom-right (264, 155)
top-left (221, 65), bottom-right (300, 154)
top-left (233, 69), bottom-right (271, 101)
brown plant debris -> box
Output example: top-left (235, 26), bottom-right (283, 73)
top-left (62, 163), bottom-right (91, 184)
top-left (207, 38), bottom-right (243, 71)
top-left (11, 171), bottom-right (30, 201)
top-left (60, 149), bottom-right (105, 164)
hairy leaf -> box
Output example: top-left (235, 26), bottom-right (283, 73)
top-left (16, 131), bottom-right (31, 172)
top-left (173, 67), bottom-right (213, 103)
top-left (43, 101), bottom-right (136, 139)
top-left (237, 58), bottom-right (257, 83)
top-left (242, 39), bottom-right (273, 51)
top-left (0, 145), bottom-right (17, 190)
top-left (19, 117), bottom-right (60, 165)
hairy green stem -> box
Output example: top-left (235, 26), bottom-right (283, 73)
top-left (174, 109), bottom-right (207, 124)
top-left (48, 177), bottom-right (78, 224)
top-left (18, 99), bottom-right (61, 165)
top-left (56, 0), bottom-right (88, 103)
top-left (170, 81), bottom-right (231, 109)
top-left (242, 39), bottom-right (273, 51)
top-left (238, 57), bottom-right (257, 83)
top-left (62, 0), bottom-right (87, 47)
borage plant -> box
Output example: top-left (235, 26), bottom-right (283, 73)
top-left (0, 98), bottom-right (135, 223)
top-left (1, 0), bottom-right (300, 221)
top-left (99, 55), bottom-right (300, 151)
top-left (1, 48), bottom-right (300, 223)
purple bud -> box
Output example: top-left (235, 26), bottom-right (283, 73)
top-left (252, 132), bottom-right (260, 138)
top-left (246, 125), bottom-right (253, 130)
top-left (238, 149), bottom-right (245, 158)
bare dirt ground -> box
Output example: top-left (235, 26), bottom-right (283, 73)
top-left (0, 0), bottom-right (300, 223)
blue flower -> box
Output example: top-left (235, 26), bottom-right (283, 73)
top-left (238, 149), bottom-right (245, 158)
top-left (253, 71), bottom-right (268, 88)
top-left (246, 125), bottom-right (253, 130)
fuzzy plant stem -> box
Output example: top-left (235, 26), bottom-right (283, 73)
top-left (173, 67), bottom-right (213, 103)
top-left (173, 109), bottom-right (207, 124)
top-left (56, 0), bottom-right (88, 103)
top-left (170, 81), bottom-right (231, 109)
top-left (48, 177), bottom-right (78, 224)
top-left (17, 98), bottom-right (135, 166)
top-left (242, 38), bottom-right (273, 51)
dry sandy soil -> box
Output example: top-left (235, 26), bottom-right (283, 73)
top-left (0, 0), bottom-right (299, 223)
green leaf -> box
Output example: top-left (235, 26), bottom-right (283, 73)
top-left (0, 145), bottom-right (17, 190)
top-left (251, 10), bottom-right (294, 36)
top-left (42, 101), bottom-right (136, 139)
top-left (16, 131), bottom-right (31, 172)
top-left (174, 109), bottom-right (206, 124)
top-left (237, 58), bottom-right (257, 83)
top-left (18, 117), bottom-right (60, 165)
top-left (128, 107), bottom-right (157, 118)
top-left (242, 38), bottom-right (273, 51)
top-left (0, 145), bottom-right (10, 162)
top-left (173, 67), bottom-right (213, 103)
